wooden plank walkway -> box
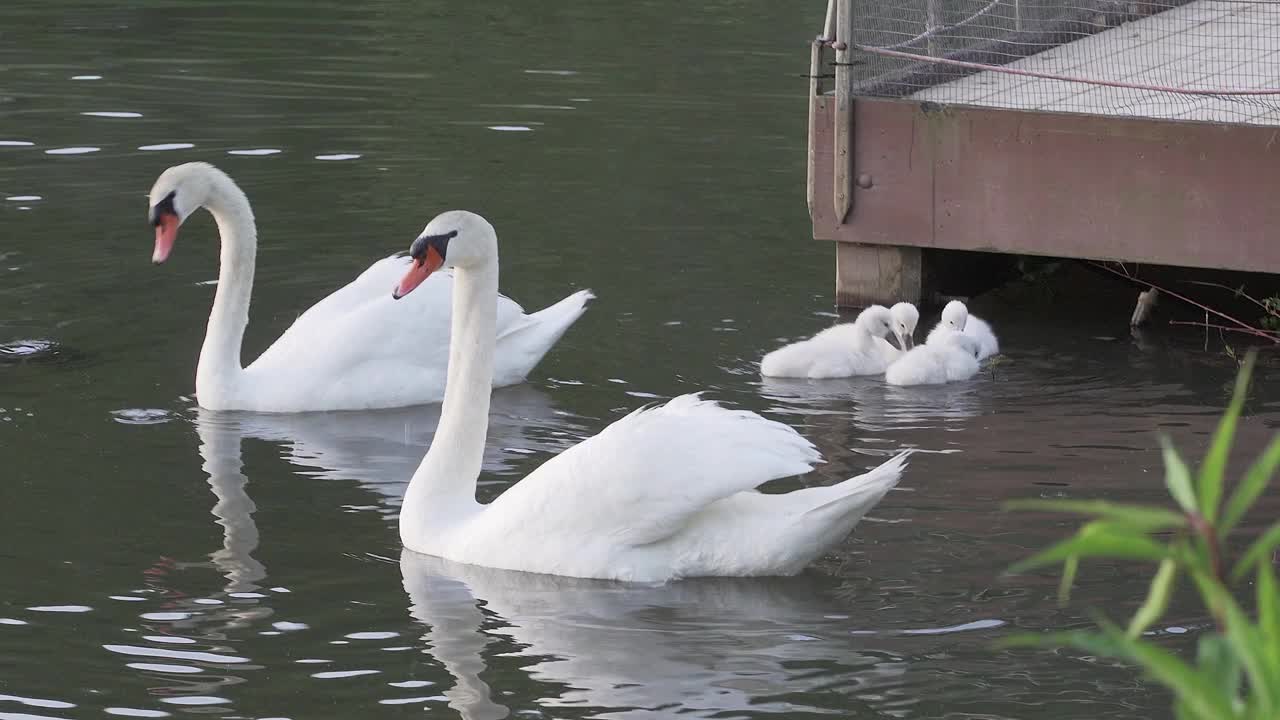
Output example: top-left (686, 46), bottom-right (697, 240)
top-left (912, 0), bottom-right (1280, 125)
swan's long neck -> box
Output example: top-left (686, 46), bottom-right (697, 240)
top-left (196, 180), bottom-right (257, 404)
top-left (402, 257), bottom-right (498, 535)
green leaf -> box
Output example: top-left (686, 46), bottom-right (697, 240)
top-left (1258, 563), bottom-right (1280, 700)
top-left (1221, 436), bottom-right (1280, 534)
top-left (1004, 499), bottom-right (1188, 532)
top-left (1196, 635), bottom-right (1242, 709)
top-left (1232, 522), bottom-right (1280, 582)
top-left (1198, 352), bottom-right (1255, 521)
top-left (1058, 554), bottom-right (1078, 606)
top-left (1192, 569), bottom-right (1275, 719)
top-left (1008, 522), bottom-right (1169, 575)
top-left (1162, 436), bottom-right (1199, 514)
top-left (1128, 557), bottom-right (1178, 638)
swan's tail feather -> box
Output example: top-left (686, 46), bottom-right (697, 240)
top-left (493, 289), bottom-right (594, 384)
top-left (802, 449), bottom-right (911, 519)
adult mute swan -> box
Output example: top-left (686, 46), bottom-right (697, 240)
top-left (147, 162), bottom-right (592, 412)
top-left (885, 331), bottom-right (982, 386)
top-left (925, 300), bottom-right (998, 360)
top-left (759, 302), bottom-right (918, 379)
top-left (393, 211), bottom-right (911, 582)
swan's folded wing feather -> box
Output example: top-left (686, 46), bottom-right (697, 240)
top-left (247, 255), bottom-right (527, 374)
top-left (486, 394), bottom-right (822, 547)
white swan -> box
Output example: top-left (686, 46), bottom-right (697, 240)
top-left (925, 300), bottom-right (999, 360)
top-left (885, 331), bottom-right (982, 386)
top-left (394, 211), bottom-right (910, 582)
top-left (147, 162), bottom-right (592, 412)
top-left (759, 302), bottom-right (918, 379)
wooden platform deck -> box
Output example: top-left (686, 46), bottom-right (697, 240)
top-left (912, 0), bottom-right (1280, 125)
top-left (807, 0), bottom-right (1280, 307)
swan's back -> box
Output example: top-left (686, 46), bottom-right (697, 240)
top-left (433, 395), bottom-right (834, 580)
top-left (760, 323), bottom-right (886, 378)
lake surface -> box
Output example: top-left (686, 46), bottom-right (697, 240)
top-left (2, 1), bottom-right (1278, 718)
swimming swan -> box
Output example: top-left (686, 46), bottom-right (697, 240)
top-left (885, 331), bottom-right (982, 386)
top-left (147, 162), bottom-right (591, 412)
top-left (393, 210), bottom-right (910, 581)
top-left (760, 303), bottom-right (918, 379)
top-left (925, 300), bottom-right (998, 360)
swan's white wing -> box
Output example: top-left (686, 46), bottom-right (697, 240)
top-left (247, 255), bottom-right (526, 376)
top-left (484, 394), bottom-right (821, 547)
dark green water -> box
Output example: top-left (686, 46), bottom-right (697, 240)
top-left (2, 2), bottom-right (1277, 718)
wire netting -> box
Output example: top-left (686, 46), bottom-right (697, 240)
top-left (843, 0), bottom-right (1280, 125)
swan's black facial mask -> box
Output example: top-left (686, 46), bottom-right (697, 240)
top-left (394, 229), bottom-right (458, 300)
top-left (409, 230), bottom-right (455, 264)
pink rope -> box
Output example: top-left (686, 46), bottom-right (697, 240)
top-left (854, 44), bottom-right (1280, 96)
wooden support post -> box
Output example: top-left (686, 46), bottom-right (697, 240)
top-left (807, 0), bottom-right (836, 219)
top-left (833, 0), bottom-right (853, 224)
top-left (806, 41), bottom-right (823, 218)
top-left (836, 243), bottom-right (923, 308)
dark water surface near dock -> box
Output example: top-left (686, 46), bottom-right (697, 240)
top-left (2, 2), bottom-right (1277, 718)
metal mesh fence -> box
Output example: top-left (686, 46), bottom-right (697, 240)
top-left (837, 0), bottom-right (1280, 125)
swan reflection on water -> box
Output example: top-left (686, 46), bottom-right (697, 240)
top-left (758, 374), bottom-right (984, 436)
top-left (198, 383), bottom-right (583, 511)
top-left (130, 390), bottom-right (911, 717)
top-left (399, 549), bottom-right (907, 719)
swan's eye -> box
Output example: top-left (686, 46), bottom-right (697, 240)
top-left (410, 229), bottom-right (458, 263)
top-left (149, 190), bottom-right (177, 226)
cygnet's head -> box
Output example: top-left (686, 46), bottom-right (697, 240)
top-left (148, 162), bottom-right (229, 264)
top-left (889, 302), bottom-right (919, 350)
top-left (939, 300), bottom-right (970, 333)
top-left (393, 211), bottom-right (497, 299)
top-left (854, 305), bottom-right (895, 341)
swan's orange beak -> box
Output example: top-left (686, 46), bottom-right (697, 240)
top-left (152, 212), bottom-right (179, 264)
top-left (393, 246), bottom-right (444, 300)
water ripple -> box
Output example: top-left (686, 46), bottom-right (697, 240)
top-left (344, 631), bottom-right (399, 640)
top-left (125, 663), bottom-right (203, 674)
top-left (312, 670), bottom-right (380, 679)
top-left (110, 410), bottom-right (174, 426)
top-left (104, 645), bottom-right (248, 664)
top-left (158, 697), bottom-right (228, 706)
top-left (138, 143), bottom-right (194, 151)
top-left (0, 696), bottom-right (74, 710)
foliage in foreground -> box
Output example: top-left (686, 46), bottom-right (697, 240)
top-left (1004, 352), bottom-right (1280, 720)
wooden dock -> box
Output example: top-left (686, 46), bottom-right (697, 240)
top-left (808, 0), bottom-right (1280, 307)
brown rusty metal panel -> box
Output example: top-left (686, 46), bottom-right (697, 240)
top-left (811, 99), bottom-right (934, 247)
top-left (811, 98), bottom-right (1280, 275)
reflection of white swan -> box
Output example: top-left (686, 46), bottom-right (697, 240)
top-left (195, 413), bottom-right (267, 593)
top-left (393, 212), bottom-right (910, 581)
top-left (202, 383), bottom-right (577, 509)
top-left (399, 549), bottom-right (907, 720)
top-left (147, 162), bottom-right (591, 412)
top-left (759, 373), bottom-right (983, 435)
